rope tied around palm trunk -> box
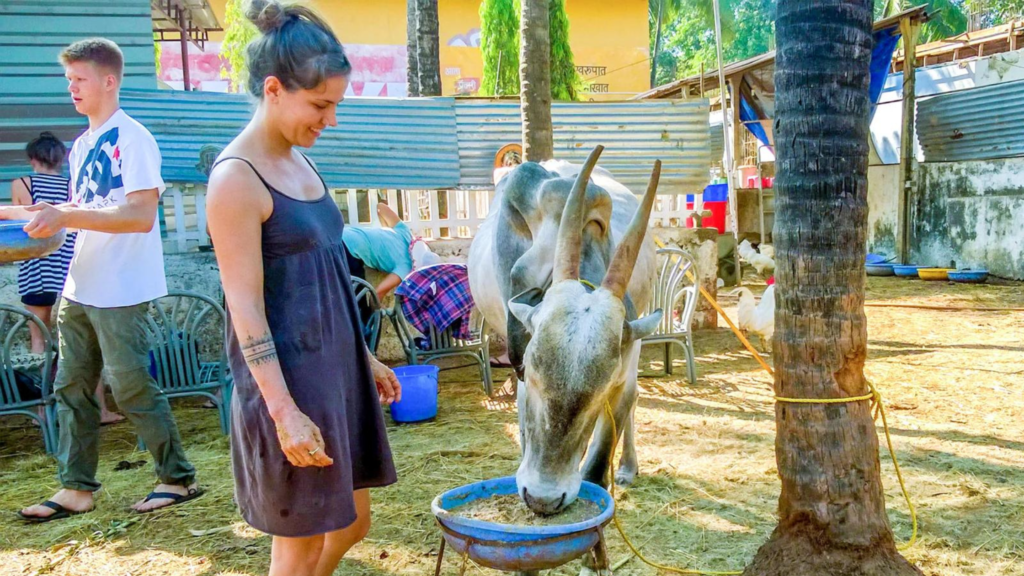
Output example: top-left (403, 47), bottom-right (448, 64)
top-left (599, 241), bottom-right (920, 574)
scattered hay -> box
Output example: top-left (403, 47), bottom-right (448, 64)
top-left (0, 277), bottom-right (1021, 575)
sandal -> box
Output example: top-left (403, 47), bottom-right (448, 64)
top-left (135, 487), bottom-right (205, 514)
top-left (18, 501), bottom-right (92, 523)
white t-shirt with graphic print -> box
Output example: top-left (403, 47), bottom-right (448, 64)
top-left (64, 109), bottom-right (168, 308)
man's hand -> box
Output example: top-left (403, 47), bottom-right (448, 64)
top-left (23, 203), bottom-right (70, 239)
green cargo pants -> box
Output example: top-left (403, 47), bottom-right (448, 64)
top-left (54, 299), bottom-right (196, 492)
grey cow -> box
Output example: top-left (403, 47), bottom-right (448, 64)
top-left (468, 147), bottom-right (663, 573)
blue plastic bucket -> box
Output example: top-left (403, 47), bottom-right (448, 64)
top-left (390, 365), bottom-right (439, 423)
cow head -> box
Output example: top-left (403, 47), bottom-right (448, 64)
top-left (508, 148), bottom-right (663, 514)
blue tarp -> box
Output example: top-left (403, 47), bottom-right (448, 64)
top-left (740, 94), bottom-right (771, 147)
top-left (870, 27), bottom-right (901, 119)
top-left (737, 25), bottom-right (903, 148)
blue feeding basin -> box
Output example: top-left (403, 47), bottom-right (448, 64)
top-left (866, 263), bottom-right (895, 276)
top-left (0, 221), bottom-right (65, 264)
top-left (948, 269), bottom-right (989, 284)
top-left (866, 253), bottom-right (890, 265)
top-left (432, 476), bottom-right (614, 572)
top-left (893, 265), bottom-right (922, 278)
top-left (389, 365), bottom-right (439, 423)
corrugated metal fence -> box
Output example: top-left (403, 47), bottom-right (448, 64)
top-left (455, 99), bottom-right (711, 194)
top-left (918, 79), bottom-right (1024, 162)
top-left (120, 90), bottom-right (462, 190)
top-left (0, 0), bottom-right (157, 99)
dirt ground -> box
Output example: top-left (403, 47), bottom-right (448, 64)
top-left (1, 277), bottom-right (1022, 576)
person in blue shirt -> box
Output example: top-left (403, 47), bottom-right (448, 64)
top-left (342, 203), bottom-right (415, 301)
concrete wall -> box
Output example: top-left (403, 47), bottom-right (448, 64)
top-left (867, 164), bottom-right (900, 258)
top-left (912, 157), bottom-right (1024, 279)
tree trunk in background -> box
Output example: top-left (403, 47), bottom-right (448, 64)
top-left (520, 0), bottom-right (554, 161)
top-left (415, 0), bottom-right (442, 96)
top-left (650, 0), bottom-right (665, 89)
top-left (742, 0), bottom-right (922, 574)
top-left (406, 0), bottom-right (420, 97)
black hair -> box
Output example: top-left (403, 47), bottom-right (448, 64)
top-left (25, 132), bottom-right (67, 170)
top-left (244, 0), bottom-right (352, 99)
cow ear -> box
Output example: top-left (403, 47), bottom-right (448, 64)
top-left (509, 302), bottom-right (538, 334)
top-left (623, 309), bottom-right (663, 343)
top-left (509, 287), bottom-right (544, 334)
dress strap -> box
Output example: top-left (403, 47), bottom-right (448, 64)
top-left (211, 156), bottom-right (276, 192)
top-left (298, 153), bottom-right (329, 193)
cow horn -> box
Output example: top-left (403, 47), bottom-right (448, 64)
top-left (553, 145), bottom-right (604, 282)
top-left (601, 160), bottom-right (661, 299)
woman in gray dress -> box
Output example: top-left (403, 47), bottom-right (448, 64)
top-left (205, 2), bottom-right (400, 575)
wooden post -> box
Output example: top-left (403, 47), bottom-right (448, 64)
top-left (178, 10), bottom-right (190, 91)
top-left (730, 74), bottom-right (745, 180)
top-left (897, 18), bottom-right (920, 264)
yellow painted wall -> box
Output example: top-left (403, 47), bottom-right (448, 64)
top-left (203, 0), bottom-right (650, 99)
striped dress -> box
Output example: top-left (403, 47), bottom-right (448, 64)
top-left (17, 174), bottom-right (76, 297)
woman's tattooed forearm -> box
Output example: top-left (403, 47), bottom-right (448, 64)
top-left (243, 333), bottom-right (278, 366)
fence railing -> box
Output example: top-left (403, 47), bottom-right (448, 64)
top-left (160, 183), bottom-right (705, 254)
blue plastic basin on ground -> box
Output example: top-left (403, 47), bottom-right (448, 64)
top-left (432, 476), bottom-right (614, 572)
top-left (866, 253), bottom-right (889, 265)
top-left (866, 263), bottom-right (895, 276)
top-left (893, 265), bottom-right (922, 278)
top-left (948, 269), bottom-right (989, 283)
top-left (0, 221), bottom-right (65, 264)
top-left (389, 365), bottom-right (439, 423)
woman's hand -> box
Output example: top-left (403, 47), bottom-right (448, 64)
top-left (273, 406), bottom-right (334, 467)
top-left (368, 354), bottom-right (402, 405)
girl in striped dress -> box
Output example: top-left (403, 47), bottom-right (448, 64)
top-left (9, 133), bottom-right (123, 424)
top-left (11, 132), bottom-right (76, 353)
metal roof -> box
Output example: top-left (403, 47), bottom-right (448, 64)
top-left (636, 5), bottom-right (931, 100)
top-left (455, 99), bottom-right (711, 195)
top-left (120, 89), bottom-right (462, 189)
top-left (917, 79), bottom-right (1024, 162)
top-left (0, 0), bottom-right (158, 101)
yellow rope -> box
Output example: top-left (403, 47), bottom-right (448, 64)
top-left (599, 240), bottom-right (920, 572)
top-left (604, 401), bottom-right (743, 575)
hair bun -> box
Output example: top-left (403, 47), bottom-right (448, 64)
top-left (245, 0), bottom-right (294, 34)
top-left (38, 131), bottom-right (58, 140)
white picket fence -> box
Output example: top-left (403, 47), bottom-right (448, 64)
top-left (161, 183), bottom-right (703, 254)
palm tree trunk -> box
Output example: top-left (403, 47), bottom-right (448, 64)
top-left (406, 0), bottom-right (420, 97)
top-left (650, 0), bottom-right (666, 89)
top-left (743, 0), bottom-right (922, 574)
top-left (415, 0), bottom-right (442, 96)
top-left (520, 0), bottom-right (554, 162)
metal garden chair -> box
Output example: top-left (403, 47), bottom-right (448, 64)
top-left (351, 277), bottom-right (383, 355)
top-left (387, 296), bottom-right (493, 397)
top-left (641, 247), bottom-right (700, 384)
top-left (0, 305), bottom-right (57, 453)
top-left (142, 291), bottom-right (232, 434)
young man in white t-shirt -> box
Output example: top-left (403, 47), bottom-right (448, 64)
top-left (3, 38), bottom-right (201, 522)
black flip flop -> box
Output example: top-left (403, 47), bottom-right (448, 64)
top-left (18, 501), bottom-right (92, 523)
top-left (136, 487), bottom-right (205, 514)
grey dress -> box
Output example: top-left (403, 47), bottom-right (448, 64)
top-left (218, 157), bottom-right (397, 537)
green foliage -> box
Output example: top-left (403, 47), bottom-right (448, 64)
top-left (154, 37), bottom-right (162, 76)
top-left (480, 0), bottom-right (521, 96)
top-left (480, 0), bottom-right (580, 100)
top-left (219, 0), bottom-right (259, 92)
top-left (549, 0), bottom-right (582, 100)
top-left (654, 0), bottom-right (986, 88)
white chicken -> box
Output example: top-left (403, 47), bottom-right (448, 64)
top-left (738, 239), bottom-right (776, 276)
top-left (734, 284), bottom-right (775, 352)
top-left (758, 244), bottom-right (775, 259)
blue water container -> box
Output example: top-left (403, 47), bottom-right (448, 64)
top-left (390, 365), bottom-right (439, 423)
